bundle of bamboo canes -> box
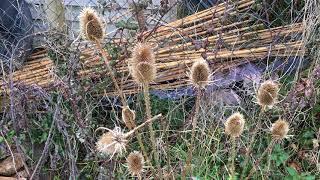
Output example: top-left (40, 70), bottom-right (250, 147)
top-left (79, 0), bottom-right (305, 96)
top-left (0, 49), bottom-right (55, 95)
top-left (0, 0), bottom-right (305, 98)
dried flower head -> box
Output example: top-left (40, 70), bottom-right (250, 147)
top-left (190, 60), bottom-right (211, 88)
top-left (131, 61), bottom-right (156, 84)
top-left (271, 119), bottom-right (289, 140)
top-left (127, 151), bottom-right (144, 176)
top-left (224, 112), bottom-right (245, 138)
top-left (79, 7), bottom-right (104, 42)
top-left (96, 127), bottom-right (127, 157)
top-left (122, 106), bottom-right (136, 129)
top-left (132, 43), bottom-right (155, 65)
top-left (257, 80), bottom-right (279, 109)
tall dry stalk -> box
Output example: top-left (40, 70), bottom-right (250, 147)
top-left (183, 59), bottom-right (211, 179)
top-left (224, 112), bottom-right (245, 179)
top-left (183, 89), bottom-right (201, 179)
top-left (130, 43), bottom-right (161, 177)
top-left (142, 82), bottom-right (162, 178)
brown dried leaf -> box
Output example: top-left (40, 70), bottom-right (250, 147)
top-left (288, 161), bottom-right (302, 172)
top-left (0, 153), bottom-right (24, 176)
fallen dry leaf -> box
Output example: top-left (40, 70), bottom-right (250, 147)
top-left (288, 161), bottom-right (302, 172)
top-left (0, 153), bottom-right (24, 176)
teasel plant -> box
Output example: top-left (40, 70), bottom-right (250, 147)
top-left (245, 119), bottom-right (290, 179)
top-left (79, 7), bottom-right (127, 107)
top-left (127, 151), bottom-right (145, 179)
top-left (130, 43), bottom-right (161, 177)
top-left (241, 80), bottom-right (280, 179)
top-left (121, 106), bottom-right (154, 173)
top-left (183, 59), bottom-right (211, 179)
top-left (95, 113), bottom-right (162, 159)
top-left (224, 112), bottom-right (245, 179)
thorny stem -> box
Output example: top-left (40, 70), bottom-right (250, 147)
top-left (230, 136), bottom-right (237, 179)
top-left (183, 89), bottom-right (201, 179)
top-left (142, 83), bottom-right (162, 179)
top-left (240, 109), bottom-right (264, 179)
top-left (245, 139), bottom-right (276, 180)
top-left (95, 40), bottom-right (127, 107)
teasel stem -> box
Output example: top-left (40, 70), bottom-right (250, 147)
top-left (95, 40), bottom-right (127, 107)
top-left (142, 83), bottom-right (162, 178)
top-left (229, 136), bottom-right (237, 179)
top-left (183, 89), bottom-right (201, 179)
top-left (240, 109), bottom-right (264, 179)
top-left (245, 139), bottom-right (276, 180)
top-left (125, 113), bottom-right (162, 138)
top-left (129, 126), bottom-right (154, 175)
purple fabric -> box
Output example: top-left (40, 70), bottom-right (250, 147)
top-left (151, 57), bottom-right (306, 104)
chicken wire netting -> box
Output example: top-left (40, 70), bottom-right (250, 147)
top-left (0, 0), bottom-right (314, 123)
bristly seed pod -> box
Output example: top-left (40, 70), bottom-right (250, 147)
top-left (127, 151), bottom-right (144, 176)
top-left (96, 127), bottom-right (127, 157)
top-left (131, 61), bottom-right (156, 84)
top-left (132, 43), bottom-right (155, 65)
top-left (270, 119), bottom-right (289, 140)
top-left (190, 60), bottom-right (211, 89)
top-left (79, 7), bottom-right (104, 42)
top-left (224, 112), bottom-right (245, 138)
top-left (122, 106), bottom-right (136, 129)
top-left (257, 80), bottom-right (279, 109)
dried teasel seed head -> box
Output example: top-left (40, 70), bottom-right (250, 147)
top-left (122, 106), bottom-right (136, 129)
top-left (131, 61), bottom-right (156, 84)
top-left (132, 43), bottom-right (155, 65)
top-left (96, 127), bottom-right (127, 157)
top-left (257, 80), bottom-right (279, 109)
top-left (190, 60), bottom-right (211, 88)
top-left (271, 119), bottom-right (289, 140)
top-left (79, 7), bottom-right (104, 42)
top-left (127, 151), bottom-right (144, 176)
top-left (224, 112), bottom-right (245, 138)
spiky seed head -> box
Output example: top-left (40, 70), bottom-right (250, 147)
top-left (257, 80), bottom-right (279, 109)
top-left (132, 43), bottom-right (155, 65)
top-left (122, 106), bottom-right (136, 129)
top-left (131, 61), bottom-right (156, 84)
top-left (271, 119), bottom-right (289, 140)
top-left (127, 151), bottom-right (144, 176)
top-left (190, 60), bottom-right (211, 88)
top-left (96, 127), bottom-right (127, 156)
top-left (79, 7), bottom-right (104, 42)
top-left (224, 112), bottom-right (245, 138)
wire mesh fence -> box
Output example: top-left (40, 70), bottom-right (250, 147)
top-left (0, 0), bottom-right (319, 179)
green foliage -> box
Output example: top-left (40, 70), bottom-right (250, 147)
top-left (271, 144), bottom-right (290, 167)
top-left (285, 167), bottom-right (316, 180)
top-left (115, 19), bottom-right (139, 30)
